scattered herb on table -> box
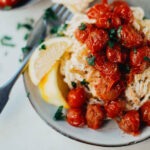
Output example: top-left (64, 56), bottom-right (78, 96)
top-left (17, 23), bottom-right (33, 31)
top-left (3, 6), bottom-right (12, 10)
top-left (79, 23), bottom-right (87, 31)
top-left (86, 55), bottom-right (96, 66)
top-left (19, 58), bottom-right (23, 63)
top-left (117, 26), bottom-right (122, 39)
top-left (0, 36), bottom-right (15, 47)
top-left (24, 33), bottom-right (29, 40)
top-left (71, 81), bottom-right (77, 88)
top-left (43, 7), bottom-right (58, 21)
top-left (27, 92), bottom-right (30, 98)
top-left (53, 106), bottom-right (66, 121)
top-left (144, 56), bottom-right (150, 62)
top-left (56, 33), bottom-right (65, 37)
top-left (39, 44), bottom-right (46, 50)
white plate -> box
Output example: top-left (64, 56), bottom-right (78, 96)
top-left (23, 0), bottom-right (150, 147)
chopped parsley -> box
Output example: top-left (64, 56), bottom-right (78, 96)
top-left (43, 7), bottom-right (58, 21)
top-left (3, 6), bottom-right (12, 10)
top-left (39, 44), bottom-right (46, 50)
top-left (19, 58), bottom-right (23, 63)
top-left (144, 56), bottom-right (150, 62)
top-left (50, 26), bottom-right (59, 34)
top-left (24, 33), bottom-right (29, 40)
top-left (109, 28), bottom-right (116, 39)
top-left (53, 106), bottom-right (66, 121)
top-left (0, 36), bottom-right (15, 47)
top-left (133, 47), bottom-right (137, 54)
top-left (108, 19), bottom-right (112, 24)
top-left (80, 79), bottom-right (89, 89)
top-left (79, 23), bottom-right (87, 30)
top-left (108, 40), bottom-right (114, 48)
top-left (71, 81), bottom-right (77, 88)
top-left (86, 55), bottom-right (96, 66)
top-left (27, 92), bottom-right (30, 98)
top-left (17, 23), bottom-right (33, 31)
top-left (117, 26), bottom-right (122, 39)
top-left (38, 39), bottom-right (44, 45)
top-left (22, 46), bottom-right (30, 53)
top-left (56, 33), bottom-right (65, 37)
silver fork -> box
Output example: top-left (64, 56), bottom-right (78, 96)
top-left (0, 4), bottom-right (73, 113)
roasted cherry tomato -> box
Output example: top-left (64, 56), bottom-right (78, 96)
top-left (106, 44), bottom-right (127, 63)
top-left (130, 46), bottom-right (150, 73)
top-left (95, 60), bottom-right (121, 82)
top-left (86, 104), bottom-right (105, 129)
top-left (104, 100), bottom-right (125, 118)
top-left (140, 101), bottom-right (150, 126)
top-left (87, 3), bottom-right (112, 29)
top-left (67, 87), bottom-right (87, 108)
top-left (67, 108), bottom-right (85, 127)
top-left (111, 13), bottom-right (122, 29)
top-left (118, 110), bottom-right (140, 136)
top-left (95, 77), bottom-right (124, 101)
top-left (118, 25), bottom-right (144, 49)
top-left (0, 0), bottom-right (19, 7)
top-left (75, 24), bottom-right (94, 43)
top-left (110, 0), bottom-right (128, 10)
top-left (113, 1), bottom-right (133, 25)
top-left (86, 29), bottom-right (109, 54)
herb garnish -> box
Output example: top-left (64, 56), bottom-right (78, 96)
top-left (17, 23), bottom-right (33, 31)
top-left (24, 33), bottom-right (29, 40)
top-left (80, 79), bottom-right (89, 89)
top-left (53, 106), bottom-right (66, 121)
top-left (27, 92), bottom-right (30, 98)
top-left (50, 26), bottom-right (59, 34)
top-left (39, 44), bottom-right (46, 50)
top-left (109, 28), bottom-right (116, 39)
top-left (19, 58), bottom-right (22, 63)
top-left (57, 33), bottom-right (65, 37)
top-left (71, 81), bottom-right (77, 88)
top-left (43, 7), bottom-right (58, 21)
top-left (79, 23), bottom-right (87, 30)
top-left (133, 47), bottom-right (137, 54)
top-left (22, 46), bottom-right (30, 53)
top-left (0, 36), bottom-right (15, 47)
top-left (86, 55), bottom-right (96, 66)
top-left (3, 6), bottom-right (12, 10)
top-left (144, 56), bottom-right (150, 62)
top-left (108, 40), bottom-right (114, 48)
top-left (38, 39), bottom-right (44, 45)
top-left (117, 26), bottom-right (122, 39)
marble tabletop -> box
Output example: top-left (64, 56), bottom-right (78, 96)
top-left (0, 0), bottom-right (150, 149)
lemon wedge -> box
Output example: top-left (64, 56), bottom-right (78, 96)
top-left (29, 37), bottom-right (72, 85)
top-left (39, 61), bottom-right (69, 108)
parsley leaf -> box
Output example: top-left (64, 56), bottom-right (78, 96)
top-left (80, 79), bottom-right (89, 89)
top-left (144, 56), bottom-right (150, 62)
top-left (19, 58), bottom-right (22, 63)
top-left (108, 40), bottom-right (114, 48)
top-left (86, 55), bottom-right (96, 66)
top-left (0, 36), bottom-right (15, 47)
top-left (133, 47), bottom-right (137, 54)
top-left (27, 92), bottom-right (30, 98)
top-left (43, 7), bottom-right (58, 21)
top-left (79, 23), bottom-right (87, 30)
top-left (50, 26), bottom-right (59, 34)
top-left (71, 81), bottom-right (77, 88)
top-left (3, 6), bottom-right (12, 10)
top-left (24, 33), bottom-right (29, 40)
top-left (143, 16), bottom-right (147, 20)
top-left (117, 26), bottom-right (122, 39)
top-left (39, 44), bottom-right (46, 50)
top-left (53, 106), bottom-right (66, 121)
top-left (17, 23), bottom-right (33, 31)
top-left (38, 39), bottom-right (44, 45)
top-left (22, 46), bottom-right (30, 53)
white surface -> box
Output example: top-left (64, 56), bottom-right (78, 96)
top-left (0, 0), bottom-right (150, 149)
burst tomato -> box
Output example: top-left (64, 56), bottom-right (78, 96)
top-left (67, 87), bottom-right (87, 108)
top-left (67, 108), bottom-right (85, 127)
top-left (104, 100), bottom-right (125, 118)
top-left (86, 104), bottom-right (105, 129)
top-left (0, 0), bottom-right (19, 7)
top-left (118, 110), bottom-right (140, 136)
top-left (140, 101), bottom-right (150, 126)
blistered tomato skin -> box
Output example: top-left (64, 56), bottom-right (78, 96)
top-left (130, 46), bottom-right (150, 73)
top-left (75, 24), bottom-right (94, 43)
top-left (87, 3), bottom-right (112, 29)
top-left (119, 25), bottom-right (144, 49)
top-left (96, 77), bottom-right (124, 102)
top-left (113, 2), bottom-right (134, 25)
top-left (86, 29), bottom-right (109, 54)
top-left (67, 108), bottom-right (85, 127)
top-left (140, 101), bottom-right (150, 126)
top-left (67, 87), bottom-right (87, 108)
top-left (111, 14), bottom-right (122, 29)
top-left (0, 0), bottom-right (19, 7)
top-left (118, 110), bottom-right (140, 136)
top-left (104, 100), bottom-right (125, 118)
top-left (86, 104), bottom-right (105, 129)
top-left (106, 44), bottom-right (127, 63)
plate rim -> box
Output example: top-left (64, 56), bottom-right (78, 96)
top-left (23, 73), bottom-right (150, 147)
